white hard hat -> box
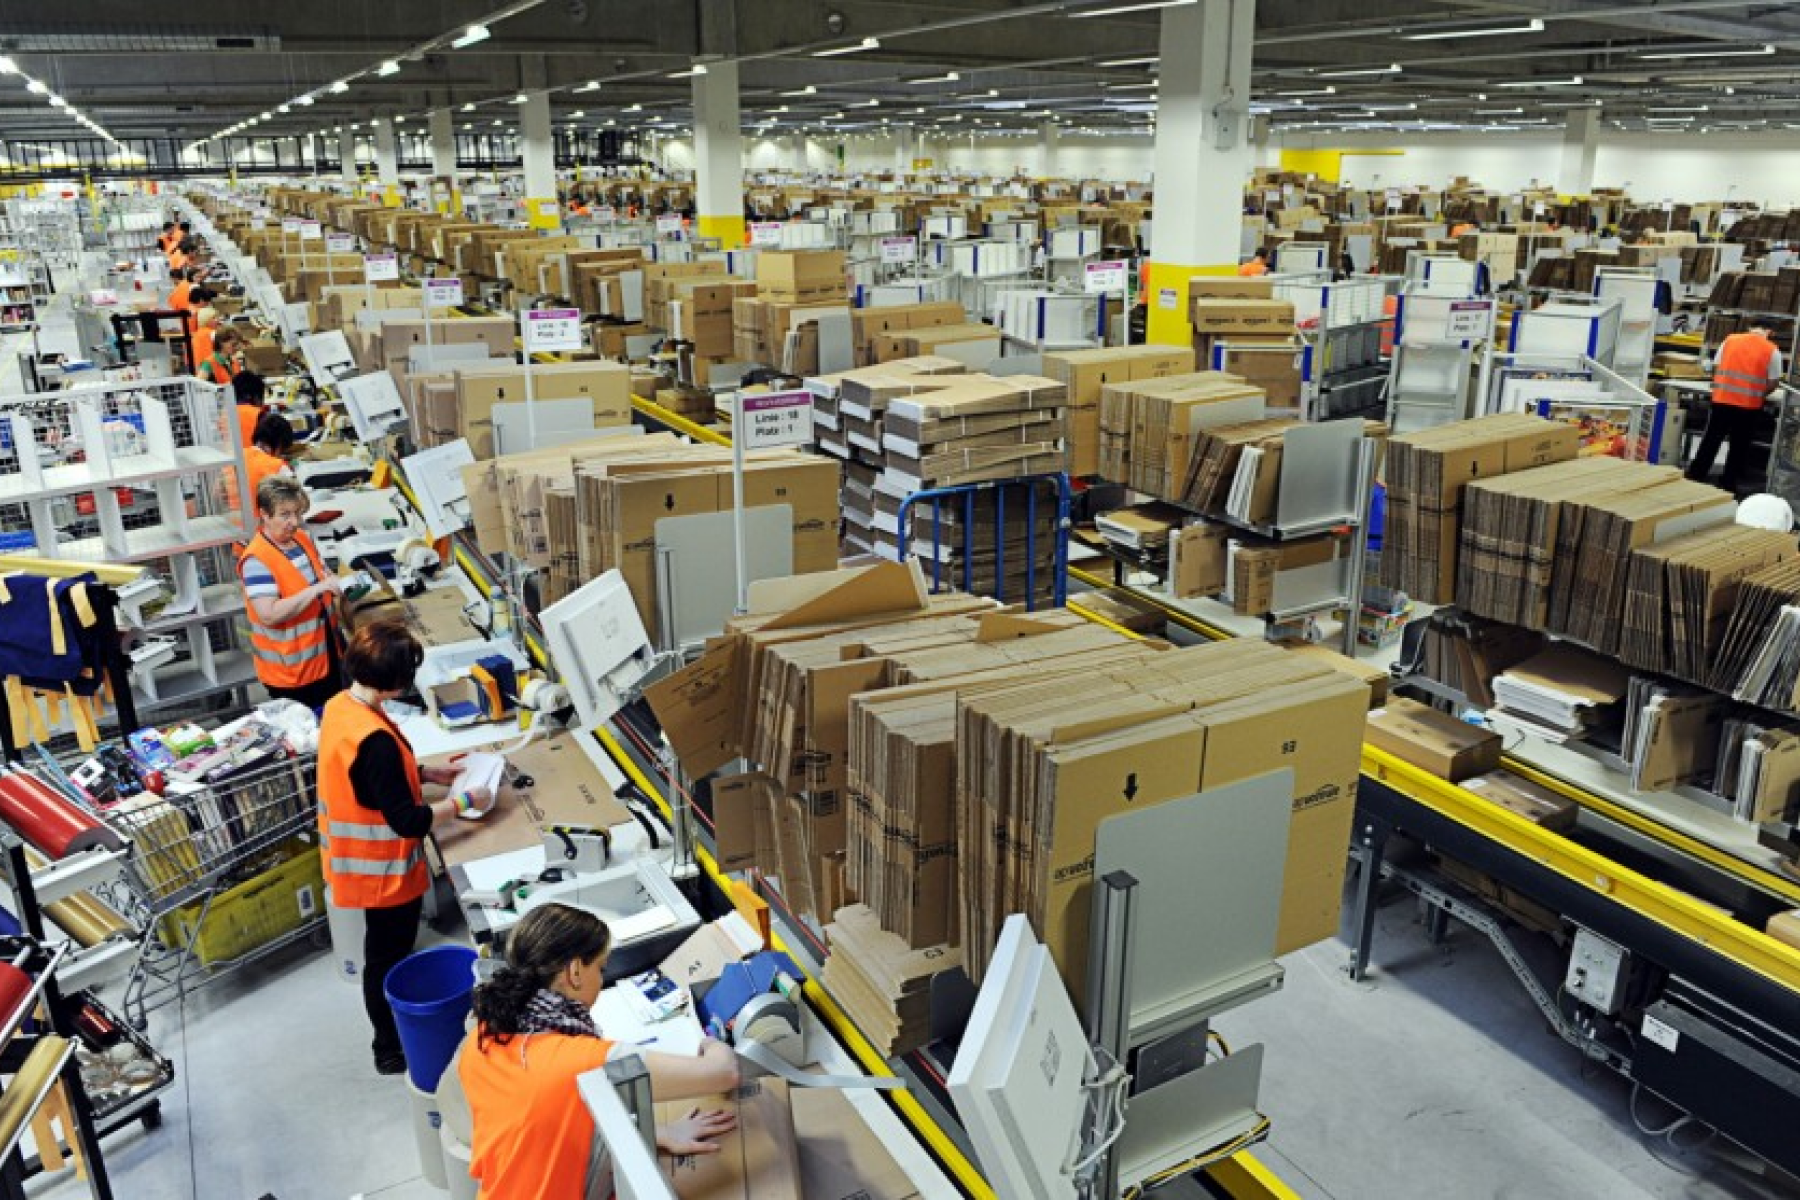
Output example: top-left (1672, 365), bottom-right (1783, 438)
top-left (1736, 493), bottom-right (1795, 532)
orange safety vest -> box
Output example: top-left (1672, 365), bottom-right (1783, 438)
top-left (237, 530), bottom-right (334, 689)
top-left (201, 353), bottom-right (234, 387)
top-left (166, 281), bottom-right (193, 311)
top-left (237, 402), bottom-right (261, 447)
top-left (459, 1030), bottom-right (616, 1199)
top-left (317, 693), bottom-right (429, 909)
top-left (1713, 331), bottom-right (1777, 410)
top-left (244, 445), bottom-right (287, 510)
top-left (1238, 259), bottom-right (1269, 277)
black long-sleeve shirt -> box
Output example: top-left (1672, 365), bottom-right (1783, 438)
top-left (347, 730), bottom-right (435, 840)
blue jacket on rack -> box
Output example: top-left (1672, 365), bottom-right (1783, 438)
top-left (0, 572), bottom-right (106, 692)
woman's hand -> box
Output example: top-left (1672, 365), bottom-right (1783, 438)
top-left (655, 1109), bottom-right (737, 1157)
top-left (420, 763), bottom-right (461, 788)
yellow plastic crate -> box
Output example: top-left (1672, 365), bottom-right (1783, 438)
top-left (158, 842), bottom-right (324, 966)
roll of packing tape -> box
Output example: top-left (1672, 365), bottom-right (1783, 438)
top-left (0, 769), bottom-right (124, 859)
top-left (519, 679), bottom-right (570, 712)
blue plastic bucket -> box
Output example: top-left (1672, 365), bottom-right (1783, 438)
top-left (384, 944), bottom-right (478, 1091)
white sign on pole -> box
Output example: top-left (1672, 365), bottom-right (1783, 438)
top-left (364, 254), bottom-right (400, 282)
top-left (1083, 260), bottom-right (1129, 295)
top-left (424, 277), bottom-right (465, 310)
top-left (1533, 201), bottom-right (1547, 218)
top-left (656, 214), bottom-right (684, 237)
top-left (1157, 287), bottom-right (1179, 311)
top-left (281, 217), bottom-right (302, 234)
top-left (879, 236), bottom-right (918, 264)
top-left (300, 220), bottom-right (323, 241)
top-left (326, 232), bottom-right (356, 253)
top-left (522, 307), bottom-right (584, 353)
top-left (1385, 189), bottom-right (1402, 212)
top-left (1446, 300), bottom-right (1490, 342)
top-left (738, 390), bottom-right (815, 449)
top-left (750, 222), bottom-right (784, 247)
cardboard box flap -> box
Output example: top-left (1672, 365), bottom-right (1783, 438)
top-left (757, 560), bottom-right (931, 631)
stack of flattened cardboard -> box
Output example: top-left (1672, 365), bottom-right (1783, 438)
top-left (1715, 719), bottom-right (1800, 824)
top-left (1619, 525), bottom-right (1799, 681)
top-left (1094, 372), bottom-right (1266, 502)
top-left (955, 638), bottom-right (1369, 995)
top-left (1180, 418), bottom-right (1300, 515)
top-left (821, 905), bottom-right (961, 1057)
top-left (568, 445), bottom-right (840, 633)
top-left (1457, 457), bottom-right (1678, 629)
top-left (1711, 560), bottom-right (1800, 698)
top-left (1412, 610), bottom-right (1546, 709)
top-left (1381, 414), bottom-right (1581, 605)
top-left (1548, 476), bottom-right (1736, 655)
top-left (1042, 346), bottom-right (1195, 479)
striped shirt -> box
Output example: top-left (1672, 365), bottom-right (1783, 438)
top-left (240, 538), bottom-right (319, 601)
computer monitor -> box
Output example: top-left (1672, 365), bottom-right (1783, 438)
top-left (336, 371), bottom-right (408, 442)
top-left (947, 914), bottom-right (1094, 1200)
top-left (539, 569), bottom-right (655, 728)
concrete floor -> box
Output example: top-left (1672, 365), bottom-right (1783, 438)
top-left (24, 887), bottom-right (1798, 1200)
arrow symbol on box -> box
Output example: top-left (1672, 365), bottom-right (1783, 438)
top-left (664, 494), bottom-right (675, 511)
top-left (1123, 773), bottom-right (1139, 802)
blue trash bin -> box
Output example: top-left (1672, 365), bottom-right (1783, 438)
top-left (384, 944), bottom-right (478, 1092)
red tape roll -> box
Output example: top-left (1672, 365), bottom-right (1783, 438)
top-left (0, 769), bottom-right (123, 859)
top-left (0, 964), bottom-right (31, 1032)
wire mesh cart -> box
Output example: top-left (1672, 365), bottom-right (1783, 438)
top-left (105, 753), bottom-right (325, 1027)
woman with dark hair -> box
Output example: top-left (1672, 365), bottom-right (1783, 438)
top-left (319, 619), bottom-right (497, 1074)
top-left (458, 903), bottom-right (740, 1196)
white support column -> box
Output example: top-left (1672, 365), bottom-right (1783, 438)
top-left (338, 129), bottom-right (358, 185)
top-left (693, 61), bottom-right (744, 245)
top-left (1038, 121), bottom-right (1060, 179)
top-left (373, 117), bottom-right (400, 194)
top-left (1146, 0), bottom-right (1255, 346)
top-left (430, 109), bottom-right (457, 177)
top-left (522, 93), bottom-right (557, 214)
top-left (894, 127), bottom-right (916, 175)
top-left (1558, 108), bottom-right (1599, 198)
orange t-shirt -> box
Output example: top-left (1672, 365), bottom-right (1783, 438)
top-left (192, 325), bottom-right (216, 365)
top-left (245, 445), bottom-right (287, 506)
top-left (1237, 259), bottom-right (1269, 277)
top-left (459, 1029), bottom-right (616, 1200)
top-left (237, 403), bottom-right (262, 447)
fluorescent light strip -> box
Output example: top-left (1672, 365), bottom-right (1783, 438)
top-left (1315, 64), bottom-right (1402, 78)
top-left (1405, 18), bottom-right (1543, 41)
top-left (1497, 75), bottom-right (1583, 87)
top-left (1071, 0), bottom-right (1194, 16)
top-left (813, 37), bottom-right (880, 57)
top-left (1097, 55), bottom-right (1157, 67)
top-left (452, 24), bottom-right (491, 48)
top-left (1640, 43), bottom-right (1774, 61)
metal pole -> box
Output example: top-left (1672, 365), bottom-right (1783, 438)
top-left (732, 392), bottom-right (749, 615)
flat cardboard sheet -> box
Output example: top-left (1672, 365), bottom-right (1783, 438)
top-left (431, 733), bottom-right (633, 866)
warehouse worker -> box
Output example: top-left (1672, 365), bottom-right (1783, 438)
top-left (1451, 220), bottom-right (1478, 238)
top-left (197, 327), bottom-right (244, 387)
top-left (233, 370), bottom-right (269, 447)
top-left (246, 411), bottom-right (296, 506)
top-left (458, 903), bottom-right (740, 1194)
top-left (1238, 250), bottom-right (1269, 278)
top-left (319, 620), bottom-right (496, 1076)
top-left (239, 474), bottom-right (343, 709)
top-left (157, 221), bottom-right (178, 255)
top-left (1688, 322), bottom-right (1785, 493)
top-left (190, 306), bottom-right (221, 366)
top-left (164, 268), bottom-right (195, 313)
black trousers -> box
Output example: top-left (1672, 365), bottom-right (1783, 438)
top-left (362, 896), bottom-right (423, 1057)
top-left (1686, 402), bottom-right (1764, 493)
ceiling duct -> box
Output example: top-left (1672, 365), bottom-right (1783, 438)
top-left (0, 26), bottom-right (281, 54)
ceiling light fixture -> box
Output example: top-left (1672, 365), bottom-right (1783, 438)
top-left (1097, 55), bottom-right (1157, 68)
top-left (1405, 18), bottom-right (1544, 41)
top-left (1640, 43), bottom-right (1774, 61)
top-left (452, 24), bottom-right (491, 48)
top-left (25, 80), bottom-right (46, 94)
top-left (462, 102), bottom-right (476, 111)
top-left (1648, 105), bottom-right (1708, 112)
top-left (1315, 64), bottom-right (1402, 78)
top-left (1070, 0), bottom-right (1196, 17)
top-left (1275, 85), bottom-right (1336, 97)
top-left (330, 80), bottom-right (350, 93)
top-left (909, 72), bottom-right (961, 84)
top-left (1497, 75), bottom-right (1583, 87)
top-left (297, 95), bottom-right (315, 106)
top-left (377, 60), bottom-right (401, 76)
top-left (781, 85), bottom-right (818, 97)
top-left (511, 92), bottom-right (528, 103)
top-left (813, 36), bottom-right (880, 57)
top-left (576, 80), bottom-right (601, 92)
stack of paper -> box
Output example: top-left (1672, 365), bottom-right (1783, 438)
top-left (1491, 644), bottom-right (1631, 742)
top-left (1094, 502), bottom-right (1186, 554)
top-left (1716, 721), bottom-right (1800, 823)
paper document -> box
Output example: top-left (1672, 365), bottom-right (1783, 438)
top-left (450, 752), bottom-right (507, 819)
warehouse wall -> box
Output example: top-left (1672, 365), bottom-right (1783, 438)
top-left (655, 128), bottom-right (1800, 206)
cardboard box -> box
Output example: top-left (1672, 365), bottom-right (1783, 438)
top-left (756, 249), bottom-right (846, 297)
top-left (1190, 298), bottom-right (1296, 336)
top-left (656, 1078), bottom-right (802, 1200)
top-left (1366, 696), bottom-right (1503, 781)
top-left (452, 361), bottom-right (632, 458)
top-left (1461, 771), bottom-right (1578, 832)
top-left (791, 1089), bottom-right (920, 1200)
top-left (1766, 909), bottom-right (1800, 951)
